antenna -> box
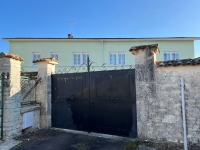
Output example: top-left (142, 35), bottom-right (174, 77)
top-left (67, 20), bottom-right (76, 36)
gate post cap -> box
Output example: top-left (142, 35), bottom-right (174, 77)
top-left (33, 58), bottom-right (59, 65)
top-left (129, 44), bottom-right (160, 55)
top-left (0, 52), bottom-right (24, 61)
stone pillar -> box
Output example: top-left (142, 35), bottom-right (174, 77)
top-left (129, 44), bottom-right (159, 138)
top-left (0, 52), bottom-right (23, 140)
top-left (34, 58), bottom-right (59, 128)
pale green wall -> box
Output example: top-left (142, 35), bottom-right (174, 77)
top-left (9, 40), bottom-right (194, 72)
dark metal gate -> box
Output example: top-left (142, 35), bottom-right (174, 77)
top-left (51, 60), bottom-right (137, 137)
top-left (0, 73), bottom-right (5, 140)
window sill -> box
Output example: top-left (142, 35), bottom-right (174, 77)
top-left (109, 64), bottom-right (126, 66)
top-left (72, 64), bottom-right (87, 66)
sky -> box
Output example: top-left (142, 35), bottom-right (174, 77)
top-left (0, 0), bottom-right (200, 57)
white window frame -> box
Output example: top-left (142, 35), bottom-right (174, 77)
top-left (164, 51), bottom-right (180, 61)
top-left (73, 52), bottom-right (90, 66)
top-left (109, 52), bottom-right (126, 65)
top-left (32, 52), bottom-right (41, 65)
top-left (50, 52), bottom-right (58, 60)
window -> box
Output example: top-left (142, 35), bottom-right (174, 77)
top-left (73, 53), bottom-right (90, 66)
top-left (32, 53), bottom-right (40, 65)
top-left (51, 53), bottom-right (58, 60)
top-left (164, 52), bottom-right (180, 61)
top-left (109, 52), bottom-right (125, 65)
top-left (82, 53), bottom-right (90, 65)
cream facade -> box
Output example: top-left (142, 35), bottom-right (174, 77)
top-left (3, 37), bottom-right (198, 72)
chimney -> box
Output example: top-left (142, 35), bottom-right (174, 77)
top-left (68, 34), bottom-right (73, 38)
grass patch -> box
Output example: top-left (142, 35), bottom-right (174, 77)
top-left (124, 142), bottom-right (140, 150)
top-left (14, 143), bottom-right (21, 147)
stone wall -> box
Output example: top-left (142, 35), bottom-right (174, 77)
top-left (130, 45), bottom-right (200, 145)
top-left (0, 53), bottom-right (41, 140)
top-left (20, 106), bottom-right (41, 130)
top-left (35, 58), bottom-right (58, 128)
top-left (155, 65), bottom-right (200, 144)
top-left (0, 54), bottom-right (58, 141)
top-left (0, 57), bottom-right (22, 140)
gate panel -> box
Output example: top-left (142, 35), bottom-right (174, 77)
top-left (90, 69), bottom-right (137, 137)
top-left (52, 73), bottom-right (89, 131)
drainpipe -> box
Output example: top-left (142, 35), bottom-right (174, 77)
top-left (101, 40), bottom-right (104, 64)
top-left (181, 77), bottom-right (188, 150)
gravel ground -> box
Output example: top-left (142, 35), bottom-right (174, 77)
top-left (10, 129), bottom-right (199, 150)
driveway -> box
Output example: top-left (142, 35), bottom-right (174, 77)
top-left (10, 129), bottom-right (196, 150)
top-left (10, 129), bottom-right (135, 150)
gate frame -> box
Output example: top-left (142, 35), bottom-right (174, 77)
top-left (0, 73), bottom-right (5, 140)
top-left (51, 58), bottom-right (137, 137)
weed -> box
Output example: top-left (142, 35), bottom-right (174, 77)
top-left (124, 142), bottom-right (139, 150)
top-left (15, 143), bottom-right (21, 147)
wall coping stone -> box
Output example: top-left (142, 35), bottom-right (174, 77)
top-left (33, 58), bottom-right (59, 64)
top-left (129, 44), bottom-right (160, 54)
top-left (20, 105), bottom-right (41, 114)
top-left (156, 57), bottom-right (200, 67)
top-left (0, 52), bottom-right (24, 61)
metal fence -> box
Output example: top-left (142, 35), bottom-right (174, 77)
top-left (20, 75), bottom-right (39, 106)
top-left (0, 73), bottom-right (5, 140)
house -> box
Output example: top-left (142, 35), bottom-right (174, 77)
top-left (2, 37), bottom-right (200, 72)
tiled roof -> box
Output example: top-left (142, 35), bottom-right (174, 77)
top-left (33, 58), bottom-right (59, 63)
top-left (0, 52), bottom-right (24, 61)
top-left (156, 58), bottom-right (200, 67)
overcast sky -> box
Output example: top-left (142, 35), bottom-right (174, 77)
top-left (0, 0), bottom-right (200, 57)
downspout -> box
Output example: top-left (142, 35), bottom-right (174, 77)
top-left (181, 77), bottom-right (188, 150)
top-left (101, 40), bottom-right (104, 64)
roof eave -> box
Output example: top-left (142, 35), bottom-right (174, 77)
top-left (3, 37), bottom-right (200, 42)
